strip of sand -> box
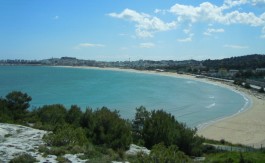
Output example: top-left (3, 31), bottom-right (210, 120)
top-left (198, 84), bottom-right (265, 148)
top-left (56, 66), bottom-right (265, 148)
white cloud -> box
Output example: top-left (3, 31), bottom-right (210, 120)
top-left (224, 11), bottom-right (264, 26)
top-left (168, 1), bottom-right (265, 38)
top-left (154, 9), bottom-right (167, 15)
top-left (251, 0), bottom-right (265, 6)
top-left (109, 2), bottom-right (265, 39)
top-left (109, 8), bottom-right (177, 38)
top-left (183, 24), bottom-right (193, 34)
top-left (204, 28), bottom-right (225, 36)
top-left (139, 42), bottom-right (155, 48)
top-left (223, 0), bottom-right (248, 8)
top-left (224, 44), bottom-right (249, 49)
top-left (177, 37), bottom-right (192, 42)
top-left (75, 43), bottom-right (105, 49)
top-left (169, 1), bottom-right (265, 26)
top-left (177, 33), bottom-right (193, 42)
top-left (224, 0), bottom-right (265, 8)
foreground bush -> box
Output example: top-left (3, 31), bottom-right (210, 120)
top-left (92, 107), bottom-right (132, 150)
top-left (43, 125), bottom-right (88, 147)
top-left (9, 153), bottom-right (37, 163)
top-left (0, 91), bottom-right (32, 123)
top-left (133, 108), bottom-right (204, 156)
top-left (129, 143), bottom-right (191, 163)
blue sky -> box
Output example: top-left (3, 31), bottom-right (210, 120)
top-left (0, 0), bottom-right (265, 61)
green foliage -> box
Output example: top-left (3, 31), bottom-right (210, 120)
top-left (143, 110), bottom-right (179, 148)
top-left (1, 91), bottom-right (32, 121)
top-left (4, 133), bottom-right (12, 138)
top-left (1, 91), bottom-right (206, 160)
top-left (203, 54), bottom-right (265, 70)
top-left (0, 98), bottom-right (13, 123)
top-left (178, 124), bottom-right (204, 156)
top-left (132, 106), bottom-right (150, 145)
top-left (65, 105), bottom-right (82, 127)
top-left (9, 153), bottom-right (37, 163)
top-left (43, 125), bottom-right (88, 147)
top-left (149, 143), bottom-right (190, 162)
top-left (36, 104), bottom-right (67, 129)
top-left (92, 107), bottom-right (132, 150)
top-left (80, 108), bottom-right (95, 138)
top-left (129, 143), bottom-right (191, 163)
top-left (141, 109), bottom-right (204, 156)
top-left (220, 139), bottom-right (226, 145)
top-left (205, 152), bottom-right (265, 163)
top-left (5, 91), bottom-right (32, 112)
top-left (56, 156), bottom-right (71, 163)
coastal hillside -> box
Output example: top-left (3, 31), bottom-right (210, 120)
top-left (203, 54), bottom-right (265, 70)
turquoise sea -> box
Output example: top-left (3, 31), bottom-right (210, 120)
top-left (0, 66), bottom-right (250, 127)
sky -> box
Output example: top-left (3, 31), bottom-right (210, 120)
top-left (0, 0), bottom-right (265, 61)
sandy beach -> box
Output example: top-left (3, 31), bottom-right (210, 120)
top-left (57, 66), bottom-right (265, 148)
top-left (197, 84), bottom-right (265, 148)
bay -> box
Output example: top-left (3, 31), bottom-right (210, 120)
top-left (0, 66), bottom-right (249, 127)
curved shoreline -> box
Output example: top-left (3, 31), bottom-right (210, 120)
top-left (196, 89), bottom-right (252, 131)
top-left (56, 66), bottom-right (265, 147)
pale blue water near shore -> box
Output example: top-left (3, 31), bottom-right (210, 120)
top-left (0, 66), bottom-right (250, 127)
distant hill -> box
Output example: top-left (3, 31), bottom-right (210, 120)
top-left (203, 54), bottom-right (265, 70)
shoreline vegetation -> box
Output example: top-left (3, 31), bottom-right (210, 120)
top-left (0, 91), bottom-right (202, 162)
top-left (57, 65), bottom-right (265, 148)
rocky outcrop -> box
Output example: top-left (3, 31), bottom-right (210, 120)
top-left (0, 123), bottom-right (87, 162)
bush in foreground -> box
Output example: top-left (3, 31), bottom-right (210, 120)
top-left (9, 153), bottom-right (37, 163)
top-left (128, 143), bottom-right (191, 163)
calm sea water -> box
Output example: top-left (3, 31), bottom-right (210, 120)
top-left (0, 66), bottom-right (249, 127)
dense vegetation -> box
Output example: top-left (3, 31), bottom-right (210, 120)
top-left (203, 54), bottom-right (265, 70)
top-left (0, 91), bottom-right (204, 162)
top-left (1, 91), bottom-right (264, 162)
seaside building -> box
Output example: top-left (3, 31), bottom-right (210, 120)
top-left (256, 68), bottom-right (265, 72)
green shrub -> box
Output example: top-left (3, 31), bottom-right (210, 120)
top-left (9, 153), bottom-right (37, 163)
top-left (142, 109), bottom-right (204, 156)
top-left (128, 143), bottom-right (191, 163)
top-left (43, 125), bottom-right (88, 147)
top-left (220, 139), bottom-right (226, 145)
top-left (56, 156), bottom-right (71, 163)
top-left (4, 134), bottom-right (12, 138)
top-left (92, 107), bottom-right (132, 150)
top-left (65, 105), bottom-right (82, 127)
top-left (37, 104), bottom-right (67, 128)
